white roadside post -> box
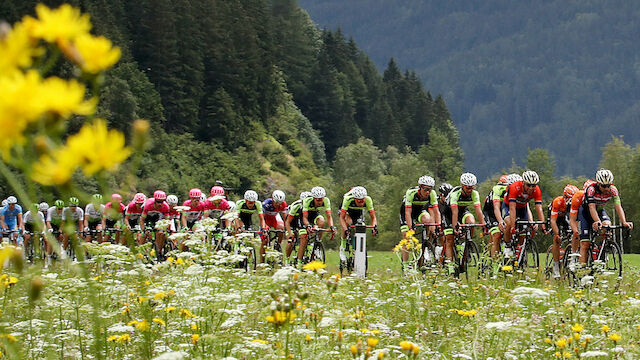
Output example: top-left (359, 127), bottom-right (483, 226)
top-left (354, 221), bottom-right (367, 277)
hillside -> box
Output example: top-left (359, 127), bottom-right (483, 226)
top-left (298, 0), bottom-right (640, 178)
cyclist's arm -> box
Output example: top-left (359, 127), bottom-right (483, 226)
top-left (339, 210), bottom-right (348, 231)
top-left (326, 209), bottom-right (334, 228)
top-left (493, 200), bottom-right (504, 226)
top-left (508, 201), bottom-right (517, 230)
top-left (18, 213), bottom-right (24, 231)
top-left (451, 205), bottom-right (459, 228)
top-left (614, 202), bottom-right (633, 229)
top-left (550, 214), bottom-right (559, 237)
top-left (474, 205), bottom-right (485, 226)
top-left (569, 211), bottom-right (579, 238)
top-left (0, 214), bottom-right (6, 230)
top-left (139, 214), bottom-right (145, 231)
top-left (84, 212), bottom-right (90, 229)
top-left (369, 210), bottom-right (377, 227)
top-left (404, 206), bottom-right (413, 229)
top-left (284, 214), bottom-right (293, 235)
top-left (535, 203), bottom-right (545, 223)
top-left (181, 212), bottom-right (187, 229)
top-left (124, 214), bottom-right (132, 229)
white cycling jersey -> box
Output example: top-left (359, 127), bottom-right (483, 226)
top-left (47, 207), bottom-right (64, 225)
top-left (85, 203), bottom-right (105, 222)
top-left (62, 207), bottom-right (84, 222)
top-left (24, 210), bottom-right (45, 225)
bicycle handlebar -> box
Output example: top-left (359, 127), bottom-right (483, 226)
top-left (515, 220), bottom-right (547, 225)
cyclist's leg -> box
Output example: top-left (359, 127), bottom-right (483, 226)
top-left (340, 212), bottom-right (355, 262)
top-left (315, 215), bottom-right (326, 240)
top-left (578, 207), bottom-right (592, 264)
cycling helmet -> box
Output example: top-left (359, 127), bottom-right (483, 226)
top-left (134, 193), bottom-right (146, 204)
top-left (418, 176), bottom-right (435, 187)
top-left (39, 202), bottom-right (49, 212)
top-left (153, 190), bottom-right (167, 201)
top-left (92, 194), bottom-right (103, 203)
top-left (498, 174), bottom-right (508, 185)
top-left (522, 170), bottom-right (539, 185)
top-left (595, 169), bottom-right (614, 185)
top-left (244, 190), bottom-right (258, 202)
top-left (460, 173), bottom-right (477, 186)
top-left (506, 173), bottom-right (522, 185)
top-left (272, 190), bottom-right (286, 202)
top-left (563, 184), bottom-right (579, 198)
top-left (583, 179), bottom-right (596, 190)
top-left (31, 203), bottom-right (39, 212)
top-left (189, 188), bottom-right (202, 199)
top-left (351, 186), bottom-right (367, 199)
top-left (300, 191), bottom-right (312, 201)
top-left (210, 186), bottom-right (225, 197)
top-left (227, 200), bottom-right (237, 212)
top-left (311, 186), bottom-right (326, 199)
top-left (54, 200), bottom-right (65, 208)
top-left (200, 193), bottom-right (207, 202)
top-left (111, 193), bottom-right (122, 202)
top-left (6, 196), bottom-right (17, 204)
top-left (69, 197), bottom-right (80, 206)
top-left (438, 183), bottom-right (453, 195)
top-left (1, 200), bottom-right (6, 207)
top-left (167, 195), bottom-right (178, 205)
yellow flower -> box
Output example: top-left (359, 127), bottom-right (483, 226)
top-left (107, 335), bottom-right (119, 342)
top-left (176, 258), bottom-right (184, 265)
top-left (27, 4), bottom-right (91, 45)
top-left (601, 325), bottom-right (610, 333)
top-left (190, 324), bottom-right (198, 331)
top-left (152, 318), bottom-right (165, 326)
top-left (191, 334), bottom-right (200, 344)
top-left (31, 145), bottom-right (80, 185)
top-left (377, 352), bottom-right (385, 359)
top-left (400, 341), bottom-right (413, 351)
top-left (66, 119), bottom-right (132, 175)
top-left (117, 334), bottom-right (130, 343)
top-left (165, 306), bottom-right (176, 313)
top-left (3, 276), bottom-right (18, 288)
top-left (39, 77), bottom-right (96, 118)
top-left (135, 320), bottom-right (149, 332)
top-left (0, 22), bottom-right (43, 75)
top-left (72, 33), bottom-right (121, 73)
top-left (412, 344), bottom-right (420, 355)
top-left (544, 338), bottom-right (552, 344)
top-left (303, 260), bottom-right (326, 272)
top-left (573, 333), bottom-right (580, 340)
top-left (367, 337), bottom-right (379, 347)
top-left (570, 323), bottom-right (584, 333)
top-left (350, 345), bottom-right (359, 355)
top-left (556, 338), bottom-right (567, 348)
top-left (608, 333), bottom-right (621, 342)
top-left (305, 334), bottom-right (312, 342)
top-left (180, 309), bottom-right (194, 318)
top-left (501, 265), bottom-right (513, 272)
top-left (126, 320), bottom-right (138, 326)
top-left (166, 257), bottom-right (174, 264)
top-left (252, 339), bottom-right (268, 344)
top-left (154, 292), bottom-right (166, 300)
top-left (563, 352), bottom-right (571, 358)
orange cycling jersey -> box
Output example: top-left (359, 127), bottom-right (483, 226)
top-left (503, 180), bottom-right (542, 209)
top-left (550, 196), bottom-right (568, 219)
top-left (569, 190), bottom-right (585, 215)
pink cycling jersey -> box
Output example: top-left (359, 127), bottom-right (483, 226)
top-left (125, 201), bottom-right (144, 221)
top-left (142, 199), bottom-right (170, 219)
top-left (182, 199), bottom-right (206, 222)
top-left (105, 201), bottom-right (125, 220)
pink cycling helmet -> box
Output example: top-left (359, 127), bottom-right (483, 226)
top-left (134, 193), bottom-right (146, 204)
top-left (210, 186), bottom-right (225, 197)
top-left (189, 188), bottom-right (202, 199)
top-left (153, 190), bottom-right (167, 201)
top-left (111, 193), bottom-right (122, 202)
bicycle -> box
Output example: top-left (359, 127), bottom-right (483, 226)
top-left (24, 230), bottom-right (47, 262)
top-left (264, 229), bottom-right (285, 267)
top-left (507, 220), bottom-right (545, 273)
top-left (233, 228), bottom-right (259, 271)
top-left (102, 227), bottom-right (122, 244)
top-left (288, 228), bottom-right (333, 267)
top-left (449, 224), bottom-right (483, 278)
top-left (413, 223), bottom-right (441, 271)
top-left (564, 224), bottom-right (629, 284)
top-left (544, 224), bottom-right (572, 279)
top-left (341, 219), bottom-right (376, 276)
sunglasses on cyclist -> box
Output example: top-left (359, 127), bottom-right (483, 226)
top-left (419, 185), bottom-right (432, 191)
top-left (524, 183), bottom-right (536, 188)
top-left (600, 184), bottom-right (611, 188)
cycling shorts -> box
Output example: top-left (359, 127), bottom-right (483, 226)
top-left (88, 220), bottom-right (101, 231)
top-left (265, 214), bottom-right (284, 229)
top-left (501, 202), bottom-right (531, 221)
top-left (399, 203), bottom-right (429, 229)
top-left (238, 213), bottom-right (254, 229)
top-left (483, 211), bottom-right (501, 235)
top-left (441, 208), bottom-right (473, 235)
top-left (577, 206), bottom-right (609, 240)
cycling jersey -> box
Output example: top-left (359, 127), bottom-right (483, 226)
top-left (341, 195), bottom-right (374, 213)
top-left (503, 180), bottom-right (542, 208)
top-left (1, 205), bottom-right (22, 228)
top-left (262, 198), bottom-right (287, 228)
top-left (302, 196), bottom-right (331, 225)
top-left (205, 198), bottom-right (230, 219)
top-left (569, 191), bottom-right (585, 216)
top-left (287, 199), bottom-right (304, 229)
top-left (584, 184), bottom-right (621, 207)
top-left (23, 210), bottom-right (44, 232)
top-left (46, 207), bottom-right (64, 226)
top-left (85, 203), bottom-right (105, 223)
top-left (62, 206), bottom-right (84, 222)
top-left (182, 199), bottom-right (206, 223)
top-left (141, 199), bottom-right (170, 224)
top-left (440, 186), bottom-right (480, 229)
top-left (483, 184), bottom-right (506, 228)
top-left (104, 202), bottom-right (125, 221)
top-left (403, 187), bottom-right (437, 210)
top-left (549, 196), bottom-right (569, 219)
top-left (235, 199), bottom-right (264, 228)
top-left (125, 201), bottom-right (144, 221)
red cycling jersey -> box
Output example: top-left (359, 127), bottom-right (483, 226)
top-left (205, 198), bottom-right (231, 211)
top-left (125, 201), bottom-right (144, 220)
top-left (503, 180), bottom-right (542, 209)
top-left (104, 201), bottom-right (125, 220)
top-left (182, 199), bottom-right (207, 222)
top-left (550, 196), bottom-right (568, 219)
top-left (569, 190), bottom-right (585, 215)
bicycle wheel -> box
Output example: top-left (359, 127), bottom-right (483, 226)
top-left (461, 240), bottom-right (480, 279)
top-left (600, 242), bottom-right (622, 278)
top-left (419, 240), bottom-right (438, 270)
top-left (245, 247), bottom-right (256, 272)
top-left (520, 239), bottom-right (540, 271)
top-left (310, 241), bottom-right (325, 264)
top-left (543, 244), bottom-right (553, 278)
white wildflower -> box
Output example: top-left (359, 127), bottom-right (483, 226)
top-left (152, 351), bottom-right (188, 360)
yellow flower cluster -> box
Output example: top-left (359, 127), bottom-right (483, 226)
top-left (266, 310), bottom-right (296, 325)
top-left (180, 309), bottom-right (195, 318)
top-left (107, 334), bottom-right (131, 343)
top-left (302, 260), bottom-right (326, 272)
top-left (127, 319), bottom-right (150, 332)
top-left (393, 234), bottom-right (421, 253)
top-left (399, 341), bottom-right (420, 356)
top-left (0, 274), bottom-right (18, 288)
top-left (449, 308), bottom-right (477, 317)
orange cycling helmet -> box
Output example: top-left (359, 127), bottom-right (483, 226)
top-left (498, 174), bottom-right (508, 185)
top-left (563, 184), bottom-right (579, 198)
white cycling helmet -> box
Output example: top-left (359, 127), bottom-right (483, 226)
top-left (6, 196), bottom-right (17, 204)
top-left (299, 191), bottom-right (312, 201)
top-left (522, 170), bottom-right (540, 185)
top-left (39, 202), bottom-right (49, 212)
top-left (351, 186), bottom-right (367, 199)
top-left (418, 175), bottom-right (435, 187)
top-left (200, 193), bottom-right (207, 202)
top-left (595, 168), bottom-right (614, 185)
top-left (227, 200), bottom-right (237, 212)
top-left (506, 173), bottom-right (522, 185)
top-left (167, 195), bottom-right (179, 205)
top-left (244, 190), bottom-right (258, 202)
top-left (272, 190), bottom-right (286, 202)
top-left (1, 200), bottom-right (7, 207)
top-left (311, 186), bottom-right (326, 198)
top-left (460, 173), bottom-right (477, 186)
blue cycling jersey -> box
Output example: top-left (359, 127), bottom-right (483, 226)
top-left (1, 205), bottom-right (22, 228)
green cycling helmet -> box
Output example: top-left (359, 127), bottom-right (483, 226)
top-left (32, 203), bottom-right (39, 212)
top-left (92, 193), bottom-right (103, 203)
top-left (55, 199), bottom-right (65, 208)
top-left (69, 197), bottom-right (80, 206)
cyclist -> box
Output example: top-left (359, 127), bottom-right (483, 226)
top-left (262, 190), bottom-right (288, 259)
top-left (441, 173), bottom-right (485, 267)
top-left (339, 186), bottom-right (377, 263)
top-left (125, 193), bottom-right (146, 244)
top-left (84, 194), bottom-right (105, 242)
top-left (182, 188), bottom-right (207, 230)
top-left (103, 193), bottom-right (125, 244)
top-left (301, 186), bottom-right (336, 262)
top-left (140, 190), bottom-right (171, 260)
top-left (482, 175), bottom-right (508, 257)
top-left (503, 170), bottom-right (546, 246)
top-left (62, 197), bottom-right (84, 257)
top-left (23, 203), bottom-right (45, 258)
top-left (575, 169), bottom-right (633, 263)
top-left (205, 193), bottom-right (231, 228)
top-left (46, 200), bottom-right (66, 254)
top-left (210, 185), bottom-right (226, 199)
top-left (284, 191), bottom-right (311, 263)
top-left (549, 184), bottom-right (579, 278)
top-left (234, 190), bottom-right (266, 232)
top-left (0, 196), bottom-right (23, 244)
top-left (166, 195), bottom-right (181, 231)
top-left (399, 176), bottom-right (439, 268)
